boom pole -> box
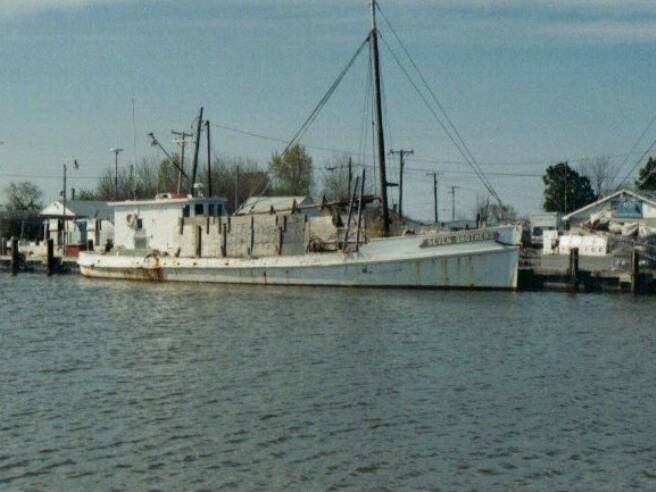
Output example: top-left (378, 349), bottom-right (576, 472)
top-left (190, 107), bottom-right (204, 197)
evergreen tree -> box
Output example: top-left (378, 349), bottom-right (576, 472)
top-left (636, 157), bottom-right (656, 191)
top-left (543, 162), bottom-right (596, 213)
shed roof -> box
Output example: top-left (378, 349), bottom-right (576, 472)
top-left (563, 189), bottom-right (656, 221)
top-left (235, 196), bottom-right (311, 215)
top-left (40, 200), bottom-right (112, 220)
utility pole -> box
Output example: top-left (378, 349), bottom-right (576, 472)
top-left (190, 107), bottom-right (204, 197)
top-left (149, 132), bottom-right (189, 195)
top-left (348, 157), bottom-right (353, 194)
top-left (369, 0), bottom-right (390, 235)
top-left (448, 185), bottom-right (459, 222)
top-left (130, 164), bottom-right (135, 200)
top-left (389, 149), bottom-right (413, 218)
top-left (564, 165), bottom-right (568, 214)
top-left (61, 160), bottom-right (79, 255)
top-left (110, 148), bottom-right (124, 200)
top-left (62, 163), bottom-right (67, 253)
top-left (234, 165), bottom-right (240, 212)
top-left (172, 130), bottom-right (193, 194)
top-left (205, 120), bottom-right (212, 197)
top-left (426, 171), bottom-right (439, 224)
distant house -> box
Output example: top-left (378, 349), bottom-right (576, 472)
top-left (40, 200), bottom-right (114, 253)
top-left (563, 189), bottom-right (656, 229)
top-left (235, 196), bottom-right (317, 216)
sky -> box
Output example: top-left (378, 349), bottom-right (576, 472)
top-left (1, 0), bottom-right (656, 221)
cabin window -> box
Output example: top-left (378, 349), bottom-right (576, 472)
top-left (208, 204), bottom-right (215, 217)
top-left (217, 204), bottom-right (223, 216)
top-left (183, 205), bottom-right (190, 218)
top-left (195, 203), bottom-right (205, 216)
top-left (137, 218), bottom-right (143, 230)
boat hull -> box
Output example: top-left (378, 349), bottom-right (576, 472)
top-left (78, 235), bottom-right (520, 289)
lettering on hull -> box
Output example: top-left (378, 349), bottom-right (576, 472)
top-left (420, 231), bottom-right (499, 248)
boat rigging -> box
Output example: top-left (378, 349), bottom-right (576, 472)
top-left (282, 0), bottom-right (505, 229)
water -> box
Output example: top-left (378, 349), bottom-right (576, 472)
top-left (1, 274), bottom-right (655, 491)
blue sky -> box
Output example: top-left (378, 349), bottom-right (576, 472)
top-left (1, 0), bottom-right (656, 220)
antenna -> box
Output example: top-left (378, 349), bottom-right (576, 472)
top-left (131, 96), bottom-right (138, 171)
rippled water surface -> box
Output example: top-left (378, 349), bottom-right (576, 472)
top-left (1, 274), bottom-right (656, 491)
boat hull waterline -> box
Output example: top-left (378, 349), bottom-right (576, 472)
top-left (78, 236), bottom-right (520, 289)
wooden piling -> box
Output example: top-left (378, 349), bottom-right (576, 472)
top-left (221, 223), bottom-right (227, 258)
top-left (196, 226), bottom-right (202, 258)
top-left (569, 247), bottom-right (579, 292)
top-left (47, 238), bottom-right (55, 276)
top-left (249, 216), bottom-right (255, 256)
top-left (631, 248), bottom-right (640, 295)
top-left (277, 226), bottom-right (284, 256)
top-left (10, 236), bottom-right (19, 275)
top-left (0, 237), bottom-right (6, 256)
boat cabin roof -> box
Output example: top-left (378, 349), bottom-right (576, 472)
top-left (109, 193), bottom-right (227, 209)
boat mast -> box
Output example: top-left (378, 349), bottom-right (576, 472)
top-left (369, 0), bottom-right (390, 235)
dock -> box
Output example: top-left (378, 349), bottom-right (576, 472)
top-left (0, 237), bottom-right (79, 275)
top-left (0, 255), bottom-right (79, 275)
top-left (519, 248), bottom-right (655, 294)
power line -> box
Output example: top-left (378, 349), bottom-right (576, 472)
top-left (208, 121), bottom-right (638, 170)
top-left (617, 135), bottom-right (656, 189)
top-left (611, 112), bottom-right (656, 187)
top-left (376, 31), bottom-right (502, 204)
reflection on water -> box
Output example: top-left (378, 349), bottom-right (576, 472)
top-left (1, 275), bottom-right (655, 490)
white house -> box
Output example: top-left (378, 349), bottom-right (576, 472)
top-left (40, 200), bottom-right (114, 252)
top-left (563, 189), bottom-right (656, 234)
top-left (111, 193), bottom-right (228, 252)
top-left (235, 196), bottom-right (317, 216)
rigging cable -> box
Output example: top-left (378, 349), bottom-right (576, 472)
top-left (236, 36), bottom-right (370, 208)
top-left (283, 35), bottom-right (370, 155)
top-left (377, 31), bottom-right (500, 203)
top-left (376, 3), bottom-right (503, 205)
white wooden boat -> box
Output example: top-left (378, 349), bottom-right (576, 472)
top-left (78, 1), bottom-right (520, 290)
top-left (79, 229), bottom-right (519, 289)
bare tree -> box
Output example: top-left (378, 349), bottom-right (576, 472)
top-left (321, 155), bottom-right (373, 202)
top-left (200, 156), bottom-right (270, 211)
top-left (4, 182), bottom-right (43, 211)
top-left (322, 155), bottom-right (353, 202)
top-left (474, 194), bottom-right (517, 225)
top-left (474, 195), bottom-right (492, 225)
top-left (580, 155), bottom-right (614, 196)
